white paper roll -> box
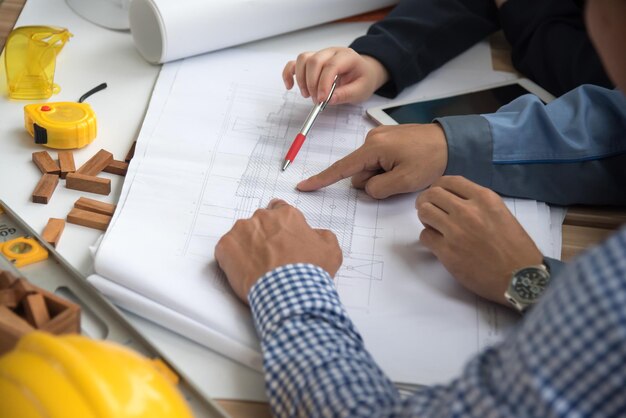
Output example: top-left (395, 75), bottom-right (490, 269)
top-left (129, 0), bottom-right (398, 64)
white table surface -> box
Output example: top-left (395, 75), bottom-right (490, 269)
top-left (0, 0), bottom-right (383, 401)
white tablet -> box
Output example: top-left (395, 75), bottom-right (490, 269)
top-left (366, 78), bottom-right (555, 126)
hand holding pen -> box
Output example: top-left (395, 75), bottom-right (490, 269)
top-left (282, 77), bottom-right (338, 171)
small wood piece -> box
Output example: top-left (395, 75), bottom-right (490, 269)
top-left (66, 173), bottom-right (111, 195)
top-left (103, 160), bottom-right (128, 176)
top-left (40, 304), bottom-right (81, 334)
top-left (58, 151), bottom-right (76, 179)
top-left (23, 293), bottom-right (50, 328)
top-left (67, 207), bottom-right (112, 231)
top-left (41, 218), bottom-right (65, 248)
top-left (32, 151), bottom-right (61, 175)
top-left (11, 278), bottom-right (37, 302)
top-left (74, 197), bottom-right (116, 217)
top-left (0, 271), bottom-right (17, 289)
top-left (125, 141), bottom-right (137, 163)
top-left (38, 291), bottom-right (81, 335)
top-left (0, 305), bottom-right (34, 355)
top-left (32, 173), bottom-right (59, 204)
top-left (76, 149), bottom-right (113, 176)
top-left (0, 272), bottom-right (81, 355)
top-left (0, 289), bottom-right (18, 308)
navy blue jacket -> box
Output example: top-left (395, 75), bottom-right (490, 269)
top-left (350, 0), bottom-right (612, 97)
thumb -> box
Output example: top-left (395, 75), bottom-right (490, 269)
top-left (364, 168), bottom-right (417, 199)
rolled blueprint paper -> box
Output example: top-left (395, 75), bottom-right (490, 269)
top-left (129, 0), bottom-right (398, 64)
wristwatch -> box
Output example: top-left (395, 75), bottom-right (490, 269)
top-left (504, 263), bottom-right (551, 313)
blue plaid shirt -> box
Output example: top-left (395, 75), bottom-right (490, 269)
top-left (248, 227), bottom-right (626, 417)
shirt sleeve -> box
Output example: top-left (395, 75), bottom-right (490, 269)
top-left (248, 226), bottom-right (626, 417)
top-left (498, 0), bottom-right (612, 96)
top-left (349, 0), bottom-right (499, 98)
top-left (437, 85), bottom-right (626, 206)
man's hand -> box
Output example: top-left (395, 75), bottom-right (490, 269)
top-left (283, 47), bottom-right (389, 105)
top-left (416, 176), bottom-right (543, 307)
top-left (214, 199), bottom-right (343, 303)
top-left (297, 123), bottom-right (448, 199)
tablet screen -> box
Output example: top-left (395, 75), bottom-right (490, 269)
top-left (381, 83), bottom-right (535, 124)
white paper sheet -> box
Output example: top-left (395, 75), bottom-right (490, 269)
top-left (91, 48), bottom-right (561, 385)
top-left (129, 0), bottom-right (399, 63)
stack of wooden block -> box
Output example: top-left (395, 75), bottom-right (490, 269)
top-left (31, 147), bottom-right (131, 204)
top-left (0, 269), bottom-right (80, 355)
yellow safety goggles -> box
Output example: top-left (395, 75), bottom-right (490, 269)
top-left (4, 25), bottom-right (73, 100)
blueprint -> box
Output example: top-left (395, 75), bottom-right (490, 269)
top-left (91, 48), bottom-right (559, 385)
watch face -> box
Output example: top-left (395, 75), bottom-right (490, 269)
top-left (512, 267), bottom-right (550, 302)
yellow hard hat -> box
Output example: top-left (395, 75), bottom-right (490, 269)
top-left (0, 331), bottom-right (194, 418)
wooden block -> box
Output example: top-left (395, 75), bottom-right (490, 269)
top-left (103, 160), bottom-right (128, 176)
top-left (32, 173), bottom-right (59, 204)
top-left (58, 151), bottom-right (76, 179)
top-left (76, 149), bottom-right (113, 176)
top-left (30, 288), bottom-right (80, 335)
top-left (67, 207), bottom-right (112, 231)
top-left (41, 218), bottom-right (65, 248)
top-left (11, 278), bottom-right (36, 302)
top-left (74, 197), bottom-right (116, 217)
top-left (32, 151), bottom-right (61, 175)
top-left (0, 282), bottom-right (80, 355)
top-left (0, 270), bottom-right (17, 289)
top-left (0, 305), bottom-right (34, 355)
top-left (40, 306), bottom-right (80, 334)
top-left (66, 173), bottom-right (111, 195)
top-left (23, 293), bottom-right (50, 328)
top-left (0, 289), bottom-right (18, 308)
top-left (125, 141), bottom-right (136, 163)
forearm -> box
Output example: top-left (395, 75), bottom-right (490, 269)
top-left (247, 239), bottom-right (626, 417)
top-left (249, 264), bottom-right (400, 417)
top-left (438, 85), bottom-right (626, 205)
top-left (349, 0), bottom-right (499, 98)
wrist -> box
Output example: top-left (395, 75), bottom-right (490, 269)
top-left (429, 123), bottom-right (448, 179)
top-left (504, 260), bottom-right (551, 313)
top-left (362, 54), bottom-right (389, 92)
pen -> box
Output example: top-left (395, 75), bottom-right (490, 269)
top-left (282, 77), bottom-right (338, 171)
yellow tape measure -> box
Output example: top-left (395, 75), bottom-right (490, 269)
top-left (24, 102), bottom-right (97, 149)
top-left (23, 83), bottom-right (107, 149)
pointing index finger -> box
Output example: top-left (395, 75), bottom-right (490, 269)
top-left (297, 147), bottom-right (375, 191)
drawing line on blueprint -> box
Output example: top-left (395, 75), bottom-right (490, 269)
top-left (183, 82), bottom-right (385, 309)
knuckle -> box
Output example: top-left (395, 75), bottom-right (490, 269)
top-left (416, 201), bottom-right (432, 217)
top-left (296, 51), bottom-right (311, 62)
top-left (232, 218), bottom-right (247, 229)
top-left (252, 208), bottom-right (267, 218)
top-left (365, 126), bottom-right (386, 143)
top-left (215, 234), bottom-right (232, 256)
top-left (324, 229), bottom-right (339, 243)
top-left (481, 188), bottom-right (500, 204)
top-left (283, 205), bottom-right (303, 220)
top-left (308, 54), bottom-right (322, 67)
top-left (419, 228), bottom-right (435, 247)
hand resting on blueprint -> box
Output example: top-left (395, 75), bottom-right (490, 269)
top-left (297, 123), bottom-right (448, 199)
top-left (417, 176), bottom-right (543, 307)
top-left (214, 199), bottom-right (343, 302)
top-left (283, 47), bottom-right (389, 105)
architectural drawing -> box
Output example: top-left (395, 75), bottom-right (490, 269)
top-left (180, 83), bottom-right (384, 309)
